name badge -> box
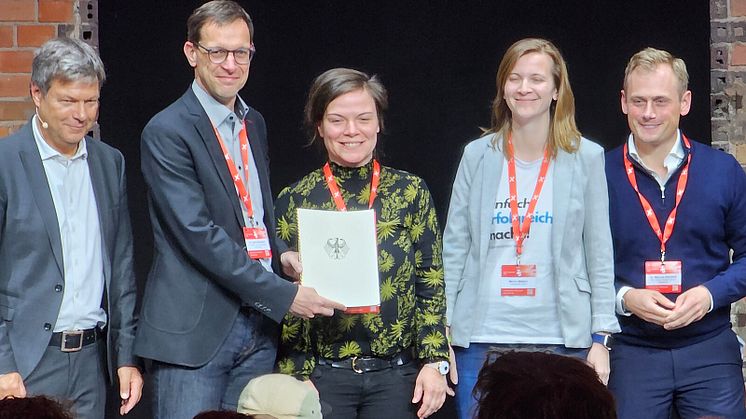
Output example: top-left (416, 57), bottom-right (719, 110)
top-left (644, 260), bottom-right (682, 294)
top-left (500, 264), bottom-right (537, 296)
top-left (244, 227), bottom-right (271, 260)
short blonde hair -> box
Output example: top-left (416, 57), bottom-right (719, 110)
top-left (487, 38), bottom-right (580, 157)
top-left (623, 47), bottom-right (689, 96)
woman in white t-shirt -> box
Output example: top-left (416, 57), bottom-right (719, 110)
top-left (442, 38), bottom-right (620, 419)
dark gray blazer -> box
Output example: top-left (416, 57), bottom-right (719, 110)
top-left (134, 88), bottom-right (297, 367)
top-left (0, 121), bottom-right (138, 381)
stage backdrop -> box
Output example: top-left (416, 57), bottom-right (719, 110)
top-left (98, 1), bottom-right (709, 417)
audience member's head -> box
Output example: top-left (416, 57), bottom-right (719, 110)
top-left (0, 395), bottom-right (74, 419)
top-left (193, 410), bottom-right (255, 418)
top-left (474, 351), bottom-right (617, 419)
top-left (238, 374), bottom-right (323, 419)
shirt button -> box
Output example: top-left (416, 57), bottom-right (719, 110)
top-left (43, 323), bottom-right (52, 331)
top-left (55, 284), bottom-right (63, 292)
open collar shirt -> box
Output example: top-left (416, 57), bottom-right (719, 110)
top-left (32, 115), bottom-right (106, 331)
top-left (617, 129), bottom-right (712, 315)
top-left (192, 80), bottom-right (271, 271)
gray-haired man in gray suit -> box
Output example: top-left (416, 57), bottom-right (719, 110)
top-left (0, 37), bottom-right (142, 418)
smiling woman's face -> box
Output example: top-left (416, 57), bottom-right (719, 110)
top-left (319, 88), bottom-right (380, 168)
top-left (503, 52), bottom-right (558, 126)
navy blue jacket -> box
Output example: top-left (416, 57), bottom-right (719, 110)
top-left (606, 137), bottom-right (746, 348)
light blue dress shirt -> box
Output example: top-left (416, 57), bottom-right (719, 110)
top-left (31, 115), bottom-right (106, 332)
top-left (192, 81), bottom-right (272, 272)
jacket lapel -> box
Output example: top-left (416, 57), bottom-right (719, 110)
top-left (551, 148), bottom-right (575, 274)
top-left (479, 138), bottom-right (503, 270)
top-left (244, 116), bottom-right (273, 223)
top-left (183, 90), bottom-right (245, 227)
top-left (18, 132), bottom-right (64, 278)
top-left (85, 141), bottom-right (112, 287)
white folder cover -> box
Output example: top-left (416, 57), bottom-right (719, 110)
top-left (297, 208), bottom-right (380, 311)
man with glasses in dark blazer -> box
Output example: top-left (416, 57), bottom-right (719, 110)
top-left (134, 2), bottom-right (344, 417)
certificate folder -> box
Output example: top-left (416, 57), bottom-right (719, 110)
top-left (297, 208), bottom-right (380, 314)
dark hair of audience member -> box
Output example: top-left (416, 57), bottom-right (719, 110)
top-left (193, 410), bottom-right (260, 418)
top-left (474, 351), bottom-right (617, 419)
top-left (0, 395), bottom-right (74, 419)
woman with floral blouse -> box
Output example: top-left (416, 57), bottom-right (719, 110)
top-left (274, 68), bottom-right (450, 419)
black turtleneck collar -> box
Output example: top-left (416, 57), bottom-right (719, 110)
top-left (327, 159), bottom-right (375, 181)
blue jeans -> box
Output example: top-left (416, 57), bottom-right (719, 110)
top-left (453, 343), bottom-right (588, 419)
top-left (149, 309), bottom-right (278, 418)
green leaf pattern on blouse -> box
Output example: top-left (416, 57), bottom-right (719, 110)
top-left (274, 162), bottom-right (448, 378)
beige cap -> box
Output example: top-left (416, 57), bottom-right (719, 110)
top-left (237, 374), bottom-right (323, 419)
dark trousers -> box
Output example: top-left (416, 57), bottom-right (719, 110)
top-left (311, 361), bottom-right (419, 419)
top-left (25, 340), bottom-right (106, 419)
top-left (609, 328), bottom-right (746, 419)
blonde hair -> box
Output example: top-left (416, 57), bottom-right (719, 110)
top-left (487, 38), bottom-right (580, 157)
top-left (623, 47), bottom-right (689, 96)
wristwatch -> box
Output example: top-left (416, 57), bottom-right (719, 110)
top-left (425, 361), bottom-right (450, 375)
top-left (592, 333), bottom-right (614, 351)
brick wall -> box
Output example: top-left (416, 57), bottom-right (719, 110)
top-left (0, 0), bottom-right (98, 137)
top-left (712, 0), bottom-right (746, 167)
top-left (712, 0), bottom-right (746, 376)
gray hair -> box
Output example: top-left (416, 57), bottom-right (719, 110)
top-left (187, 0), bottom-right (254, 44)
top-left (31, 37), bottom-right (105, 95)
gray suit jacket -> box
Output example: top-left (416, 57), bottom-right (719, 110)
top-left (0, 121), bottom-right (138, 380)
top-left (134, 88), bottom-right (297, 367)
top-left (443, 134), bottom-right (620, 348)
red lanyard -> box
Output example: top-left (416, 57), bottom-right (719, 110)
top-left (213, 121), bottom-right (255, 223)
top-left (622, 135), bottom-right (691, 261)
top-left (323, 160), bottom-right (380, 211)
top-left (506, 134), bottom-right (551, 262)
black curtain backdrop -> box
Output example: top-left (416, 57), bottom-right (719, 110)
top-left (98, 1), bottom-right (709, 417)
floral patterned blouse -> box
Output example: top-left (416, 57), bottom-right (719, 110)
top-left (274, 160), bottom-right (449, 378)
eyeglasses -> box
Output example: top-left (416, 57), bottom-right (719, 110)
top-left (195, 42), bottom-right (255, 65)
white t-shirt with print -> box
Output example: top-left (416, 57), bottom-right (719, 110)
top-left (470, 156), bottom-right (563, 344)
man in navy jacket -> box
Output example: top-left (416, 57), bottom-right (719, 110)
top-left (606, 47), bottom-right (746, 419)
